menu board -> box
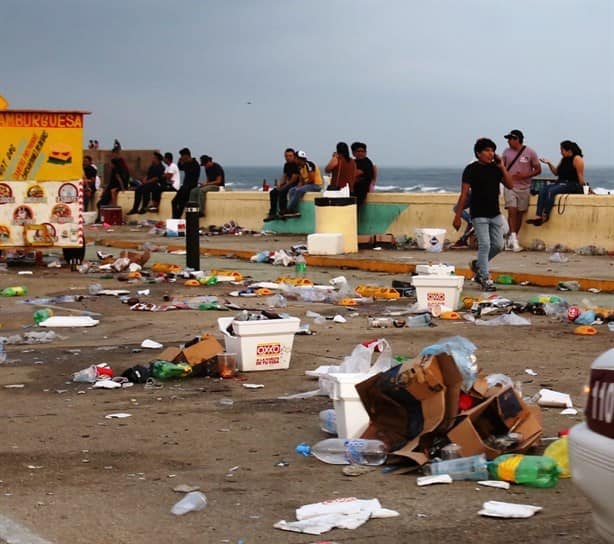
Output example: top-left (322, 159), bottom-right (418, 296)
top-left (0, 179), bottom-right (83, 248)
top-left (0, 111), bottom-right (86, 181)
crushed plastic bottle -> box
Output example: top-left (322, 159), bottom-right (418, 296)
top-left (33, 308), bottom-right (54, 325)
top-left (88, 283), bottom-right (103, 295)
top-left (1, 286), bottom-right (27, 297)
top-left (266, 294), bottom-right (287, 308)
top-left (319, 409), bottom-right (337, 435)
top-left (406, 314), bottom-right (432, 327)
top-left (0, 343), bottom-right (6, 364)
top-left (296, 438), bottom-right (387, 465)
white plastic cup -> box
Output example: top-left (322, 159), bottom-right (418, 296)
top-left (583, 185), bottom-right (590, 195)
top-left (171, 491), bottom-right (208, 516)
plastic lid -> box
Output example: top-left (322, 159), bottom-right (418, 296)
top-left (295, 443), bottom-right (312, 457)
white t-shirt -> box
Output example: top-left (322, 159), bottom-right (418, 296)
top-left (165, 162), bottom-right (181, 190)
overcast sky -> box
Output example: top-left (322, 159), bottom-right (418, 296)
top-left (2, 0), bottom-right (612, 167)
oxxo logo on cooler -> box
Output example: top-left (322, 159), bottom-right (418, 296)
top-left (426, 291), bottom-right (446, 305)
top-left (256, 342), bottom-right (282, 366)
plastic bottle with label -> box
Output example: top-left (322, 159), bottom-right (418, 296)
top-left (296, 438), bottom-right (387, 465)
top-left (1, 286), bottom-right (27, 297)
top-left (295, 254), bottom-right (307, 277)
top-left (33, 308), bottom-right (54, 325)
top-left (425, 454), bottom-right (489, 480)
top-left (406, 313), bottom-right (432, 328)
top-left (0, 343), bottom-right (6, 364)
top-left (488, 454), bottom-right (560, 488)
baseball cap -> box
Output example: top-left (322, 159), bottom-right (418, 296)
top-left (296, 150), bottom-right (307, 159)
top-left (504, 129), bottom-right (524, 140)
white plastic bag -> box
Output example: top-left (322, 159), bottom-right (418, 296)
top-left (339, 339), bottom-right (393, 374)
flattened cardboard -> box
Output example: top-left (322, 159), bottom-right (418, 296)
top-left (447, 386), bottom-right (543, 460)
top-left (157, 347), bottom-right (182, 363)
top-left (176, 335), bottom-right (224, 367)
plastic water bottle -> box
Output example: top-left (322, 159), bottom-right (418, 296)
top-left (425, 454), bottom-right (489, 480)
top-left (0, 343), bottom-right (6, 364)
top-left (319, 409), bottom-right (337, 435)
top-left (296, 438), bottom-right (387, 465)
top-left (295, 254), bottom-right (306, 277)
top-left (407, 314), bottom-right (432, 327)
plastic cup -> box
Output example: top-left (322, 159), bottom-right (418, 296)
top-left (217, 353), bottom-right (238, 378)
top-left (583, 185), bottom-right (590, 195)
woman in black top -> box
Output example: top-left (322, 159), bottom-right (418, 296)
top-left (527, 140), bottom-right (586, 225)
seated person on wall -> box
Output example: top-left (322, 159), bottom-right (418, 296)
top-left (96, 152), bottom-right (130, 221)
top-left (172, 147), bottom-right (201, 219)
top-left (127, 152), bottom-right (167, 215)
top-left (264, 148), bottom-right (299, 221)
top-left (325, 142), bottom-right (356, 191)
top-left (351, 141), bottom-right (376, 207)
top-left (283, 150), bottom-right (322, 218)
top-left (188, 155), bottom-right (225, 217)
top-left (143, 151), bottom-right (179, 213)
top-left (527, 140), bottom-right (587, 226)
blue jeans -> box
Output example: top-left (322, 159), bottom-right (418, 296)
top-left (473, 214), bottom-right (506, 280)
top-left (536, 181), bottom-right (582, 217)
top-left (287, 184), bottom-right (321, 212)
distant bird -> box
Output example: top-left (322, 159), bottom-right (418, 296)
top-left (246, 101), bottom-right (252, 104)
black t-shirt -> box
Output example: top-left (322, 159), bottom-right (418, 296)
top-left (355, 157), bottom-right (374, 183)
top-left (147, 163), bottom-right (165, 183)
top-left (179, 158), bottom-right (201, 189)
top-left (283, 161), bottom-right (299, 180)
top-left (205, 163), bottom-right (225, 186)
top-left (462, 161), bottom-right (502, 218)
top-left (83, 164), bottom-right (97, 182)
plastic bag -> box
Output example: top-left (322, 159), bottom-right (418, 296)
top-left (543, 436), bottom-right (570, 478)
top-left (420, 336), bottom-right (477, 391)
top-left (339, 338), bottom-right (393, 374)
top-left (475, 313), bottom-right (531, 326)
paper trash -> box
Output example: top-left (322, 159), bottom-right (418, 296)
top-left (416, 475), bottom-right (453, 486)
top-left (141, 339), bottom-right (164, 349)
top-left (275, 497), bottom-right (399, 535)
top-left (537, 388), bottom-right (573, 408)
top-left (478, 500), bottom-right (542, 518)
top-left (39, 316), bottom-right (99, 327)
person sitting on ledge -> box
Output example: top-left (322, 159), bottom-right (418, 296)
top-left (189, 155), bottom-right (225, 217)
top-left (527, 140), bottom-right (586, 226)
top-left (283, 150), bottom-right (322, 218)
top-left (126, 152), bottom-right (166, 214)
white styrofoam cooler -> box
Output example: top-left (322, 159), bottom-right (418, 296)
top-left (318, 372), bottom-right (371, 438)
top-left (415, 228), bottom-right (447, 250)
top-left (307, 233), bottom-right (345, 255)
top-left (217, 316), bottom-right (300, 371)
top-left (411, 275), bottom-right (464, 311)
top-left (415, 263), bottom-right (456, 276)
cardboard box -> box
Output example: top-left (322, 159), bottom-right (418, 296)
top-left (175, 335), bottom-right (224, 367)
top-left (447, 386), bottom-right (543, 460)
top-left (157, 346), bottom-right (182, 363)
top-left (356, 353), bottom-right (464, 466)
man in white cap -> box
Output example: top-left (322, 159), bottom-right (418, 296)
top-left (283, 150), bottom-right (322, 218)
top-left (502, 129), bottom-right (541, 252)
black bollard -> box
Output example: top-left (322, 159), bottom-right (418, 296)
top-left (185, 202), bottom-right (200, 270)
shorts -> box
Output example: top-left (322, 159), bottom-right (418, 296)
top-left (504, 186), bottom-right (530, 212)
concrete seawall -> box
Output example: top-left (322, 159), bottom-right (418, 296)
top-left (115, 190), bottom-right (613, 252)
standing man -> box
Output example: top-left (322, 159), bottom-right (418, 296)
top-left (263, 148), bottom-right (299, 221)
top-left (283, 150), bottom-right (322, 218)
top-left (351, 142), bottom-right (377, 207)
top-left (172, 148), bottom-right (201, 219)
top-left (189, 155), bottom-right (225, 217)
top-left (502, 129), bottom-right (541, 252)
top-left (82, 155), bottom-right (98, 211)
top-left (127, 152), bottom-right (166, 214)
top-left (453, 138), bottom-right (513, 292)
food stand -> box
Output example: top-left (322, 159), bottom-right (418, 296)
top-left (0, 108), bottom-right (89, 255)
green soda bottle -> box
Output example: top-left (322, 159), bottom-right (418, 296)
top-left (33, 308), bottom-right (54, 325)
top-left (151, 361), bottom-right (192, 380)
top-left (295, 254), bottom-right (306, 277)
top-left (1, 286), bottom-right (28, 297)
top-left (488, 454), bottom-right (560, 488)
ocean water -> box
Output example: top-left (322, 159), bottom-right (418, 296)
top-left (224, 166), bottom-right (614, 195)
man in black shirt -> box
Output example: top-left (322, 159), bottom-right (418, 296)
top-left (351, 142), bottom-right (377, 207)
top-left (127, 152), bottom-right (166, 214)
top-left (172, 147), bottom-right (201, 219)
top-left (453, 138), bottom-right (513, 292)
top-left (82, 155), bottom-right (98, 211)
top-left (189, 155), bottom-right (225, 217)
top-left (264, 148), bottom-right (299, 221)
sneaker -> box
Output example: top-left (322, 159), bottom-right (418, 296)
top-left (263, 214), bottom-right (277, 222)
top-left (283, 211), bottom-right (301, 218)
top-left (504, 236), bottom-right (512, 251)
top-left (137, 208), bottom-right (147, 214)
top-left (511, 238), bottom-right (524, 252)
top-left (477, 276), bottom-right (497, 292)
top-left (469, 259), bottom-right (478, 280)
top-left (147, 206), bottom-right (159, 213)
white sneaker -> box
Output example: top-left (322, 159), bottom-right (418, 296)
top-left (504, 237), bottom-right (512, 251)
top-left (509, 234), bottom-right (523, 253)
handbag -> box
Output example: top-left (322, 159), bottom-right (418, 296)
top-left (530, 179), bottom-right (552, 196)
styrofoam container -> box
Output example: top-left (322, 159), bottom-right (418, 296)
top-left (415, 263), bottom-right (456, 276)
top-left (411, 275), bottom-right (464, 311)
top-left (82, 211), bottom-right (97, 225)
top-left (307, 233), bottom-right (345, 255)
top-left (217, 316), bottom-right (300, 371)
top-left (318, 372), bottom-right (371, 438)
top-left (166, 219), bottom-right (186, 237)
top-left (415, 228), bottom-right (447, 250)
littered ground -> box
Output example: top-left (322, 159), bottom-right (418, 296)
top-left (0, 226), bottom-right (612, 544)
